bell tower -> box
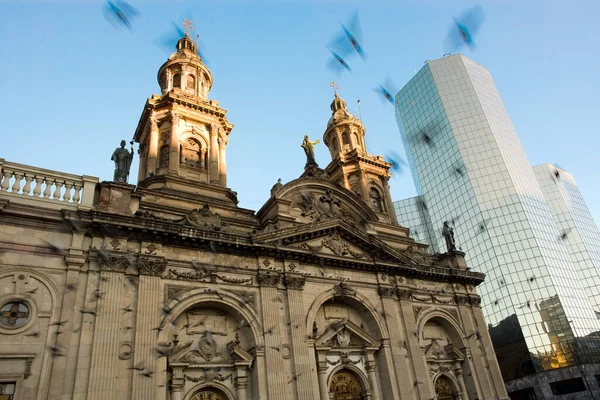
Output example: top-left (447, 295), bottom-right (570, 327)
top-left (323, 84), bottom-right (398, 224)
top-left (133, 21), bottom-right (233, 189)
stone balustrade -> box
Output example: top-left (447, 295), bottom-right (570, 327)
top-left (0, 158), bottom-right (99, 209)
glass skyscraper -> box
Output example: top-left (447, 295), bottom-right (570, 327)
top-left (394, 54), bottom-right (600, 397)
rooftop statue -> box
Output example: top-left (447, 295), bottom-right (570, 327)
top-left (442, 221), bottom-right (456, 252)
top-left (111, 140), bottom-right (134, 182)
top-left (302, 135), bottom-right (320, 169)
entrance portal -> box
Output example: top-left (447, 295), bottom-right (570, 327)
top-left (329, 370), bottom-right (363, 400)
top-left (435, 375), bottom-right (457, 400)
top-left (189, 388), bottom-right (228, 400)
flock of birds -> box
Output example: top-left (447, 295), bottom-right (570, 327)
top-left (101, 1), bottom-right (486, 177)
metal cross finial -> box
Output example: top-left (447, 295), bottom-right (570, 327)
top-left (330, 81), bottom-right (339, 94)
top-left (182, 19), bottom-right (195, 34)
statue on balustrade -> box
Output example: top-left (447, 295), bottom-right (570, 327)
top-left (111, 140), bottom-right (134, 182)
top-left (442, 221), bottom-right (456, 252)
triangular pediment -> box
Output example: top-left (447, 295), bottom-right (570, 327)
top-left (424, 339), bottom-right (465, 361)
top-left (316, 320), bottom-right (380, 349)
top-left (255, 221), bottom-right (418, 266)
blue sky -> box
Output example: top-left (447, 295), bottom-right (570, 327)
top-left (1, 0), bottom-right (599, 225)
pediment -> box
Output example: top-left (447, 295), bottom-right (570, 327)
top-left (255, 222), bottom-right (418, 266)
top-left (316, 320), bottom-right (380, 349)
top-left (167, 338), bottom-right (252, 366)
top-left (424, 339), bottom-right (464, 361)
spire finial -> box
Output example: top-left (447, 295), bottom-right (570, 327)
top-left (330, 81), bottom-right (339, 96)
top-left (182, 19), bottom-right (195, 35)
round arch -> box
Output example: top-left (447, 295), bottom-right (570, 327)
top-left (183, 381), bottom-right (236, 400)
top-left (432, 372), bottom-right (461, 400)
top-left (416, 307), bottom-right (467, 349)
top-left (179, 130), bottom-right (209, 149)
top-left (305, 287), bottom-right (388, 340)
top-left (327, 364), bottom-right (371, 397)
top-left (158, 288), bottom-right (263, 348)
top-left (0, 268), bottom-right (60, 321)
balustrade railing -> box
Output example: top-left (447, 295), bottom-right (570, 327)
top-left (0, 159), bottom-right (98, 208)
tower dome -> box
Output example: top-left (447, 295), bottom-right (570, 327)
top-left (156, 32), bottom-right (213, 100)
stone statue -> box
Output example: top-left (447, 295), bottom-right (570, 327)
top-left (111, 140), bottom-right (134, 182)
top-left (301, 135), bottom-right (320, 168)
top-left (442, 221), bottom-right (456, 252)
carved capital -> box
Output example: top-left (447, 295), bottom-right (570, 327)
top-left (98, 253), bottom-right (131, 273)
top-left (284, 275), bottom-right (306, 290)
top-left (257, 272), bottom-right (280, 287)
top-left (468, 295), bottom-right (482, 307)
top-left (210, 123), bottom-right (220, 136)
top-left (454, 294), bottom-right (470, 306)
top-left (138, 258), bottom-right (167, 277)
top-left (170, 112), bottom-right (180, 125)
top-left (377, 286), bottom-right (396, 299)
top-left (333, 281), bottom-right (356, 297)
top-left (217, 136), bottom-right (228, 149)
top-left (235, 376), bottom-right (248, 389)
top-left (396, 288), bottom-right (412, 300)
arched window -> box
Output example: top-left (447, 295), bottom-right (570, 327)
top-left (159, 145), bottom-right (169, 167)
top-left (172, 73), bottom-right (181, 89)
top-left (369, 188), bottom-right (383, 212)
top-left (181, 138), bottom-right (203, 169)
top-left (342, 131), bottom-right (351, 145)
top-left (186, 74), bottom-right (196, 94)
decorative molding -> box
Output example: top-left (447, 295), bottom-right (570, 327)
top-left (454, 294), bottom-right (470, 306)
top-left (333, 281), bottom-right (356, 297)
top-left (284, 275), bottom-right (306, 290)
top-left (377, 286), bottom-right (396, 299)
top-left (119, 342), bottom-right (133, 360)
top-left (396, 288), bottom-right (412, 300)
top-left (256, 272), bottom-right (280, 287)
top-left (215, 275), bottom-right (253, 285)
top-left (138, 258), bottom-right (167, 277)
top-left (166, 268), bottom-right (214, 282)
top-left (109, 239), bottom-right (122, 250)
top-left (185, 205), bottom-right (228, 231)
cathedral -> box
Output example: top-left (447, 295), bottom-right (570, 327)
top-left (0, 32), bottom-right (508, 400)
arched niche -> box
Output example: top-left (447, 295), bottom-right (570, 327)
top-left (433, 373), bottom-right (461, 400)
top-left (368, 187), bottom-right (383, 213)
top-left (306, 286), bottom-right (387, 341)
top-left (159, 289), bottom-right (261, 400)
top-left (417, 309), bottom-right (473, 400)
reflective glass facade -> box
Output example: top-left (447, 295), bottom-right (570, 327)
top-left (394, 54), bottom-right (600, 378)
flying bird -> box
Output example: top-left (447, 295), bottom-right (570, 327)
top-left (384, 151), bottom-right (407, 174)
top-left (103, 1), bottom-right (140, 31)
top-left (444, 5), bottom-right (485, 52)
top-left (340, 11), bottom-right (366, 60)
top-left (374, 77), bottom-right (397, 105)
top-left (327, 52), bottom-right (352, 75)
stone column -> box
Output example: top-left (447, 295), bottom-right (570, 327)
top-left (209, 124), bottom-right (220, 184)
top-left (47, 251), bottom-right (86, 400)
top-left (147, 115), bottom-right (159, 177)
top-left (364, 352), bottom-right (381, 400)
top-left (359, 169), bottom-right (370, 202)
top-left (454, 363), bottom-right (469, 400)
top-left (138, 144), bottom-right (147, 183)
top-left (218, 137), bottom-right (227, 187)
top-left (171, 366), bottom-right (184, 400)
top-left (382, 178), bottom-right (398, 224)
top-left (200, 149), bottom-right (207, 170)
top-left (87, 271), bottom-right (124, 400)
top-left (168, 112), bottom-right (180, 175)
top-left (235, 375), bottom-right (248, 400)
top-left (283, 275), bottom-right (313, 400)
top-left (257, 272), bottom-right (287, 398)
top-left (131, 271), bottom-right (163, 400)
top-left (316, 359), bottom-right (330, 400)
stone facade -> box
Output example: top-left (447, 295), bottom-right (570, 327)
top-left (0, 34), bottom-right (508, 400)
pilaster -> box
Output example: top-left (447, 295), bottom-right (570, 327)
top-left (283, 274), bottom-right (313, 400)
top-left (209, 124), bottom-right (219, 184)
top-left (48, 251), bottom-right (87, 400)
top-left (131, 275), bottom-right (162, 400)
top-left (87, 271), bottom-right (124, 400)
top-left (168, 112), bottom-right (180, 174)
top-left (257, 272), bottom-right (287, 399)
top-left (218, 137), bottom-right (227, 187)
top-left (147, 114), bottom-right (159, 176)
